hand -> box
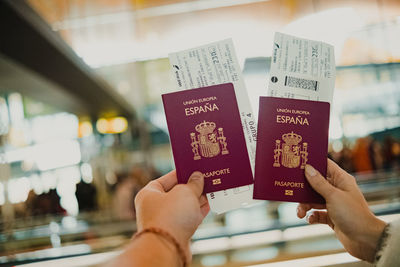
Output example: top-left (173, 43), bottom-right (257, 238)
top-left (134, 170), bottom-right (210, 260)
top-left (297, 159), bottom-right (387, 262)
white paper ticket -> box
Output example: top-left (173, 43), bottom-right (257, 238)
top-left (169, 39), bottom-right (259, 214)
top-left (268, 32), bottom-right (335, 103)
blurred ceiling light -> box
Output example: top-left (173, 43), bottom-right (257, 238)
top-left (41, 171), bottom-right (57, 193)
top-left (60, 194), bottom-right (79, 216)
top-left (332, 140), bottom-right (344, 153)
top-left (29, 174), bottom-right (44, 195)
top-left (105, 171), bottom-right (117, 185)
top-left (134, 0), bottom-right (271, 19)
top-left (78, 121), bottom-right (93, 138)
top-left (8, 126), bottom-right (28, 147)
top-left (32, 113), bottom-right (79, 143)
top-left (96, 117), bottom-right (128, 134)
top-left (7, 177), bottom-right (31, 204)
top-left (21, 159), bottom-right (35, 171)
top-left (8, 93), bottom-right (24, 125)
top-left (111, 117), bottom-right (128, 133)
top-left (5, 146), bottom-right (34, 163)
top-left (65, 1), bottom-right (270, 67)
top-left (0, 97), bottom-right (9, 135)
top-left (56, 174), bottom-right (77, 197)
top-left (53, 11), bottom-right (135, 31)
top-left (282, 8), bottom-right (364, 64)
top-left (56, 165), bottom-right (81, 185)
top-left (80, 163), bottom-right (93, 183)
top-left (0, 182), bottom-right (5, 205)
top-left (35, 140), bottom-right (81, 171)
top-left (52, 0), bottom-right (270, 31)
top-left (96, 118), bottom-right (109, 134)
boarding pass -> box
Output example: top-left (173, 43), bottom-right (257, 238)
top-left (169, 39), bottom-right (259, 214)
top-left (268, 32), bottom-right (335, 103)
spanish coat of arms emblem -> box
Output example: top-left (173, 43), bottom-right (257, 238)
top-left (190, 121), bottom-right (229, 160)
top-left (273, 131), bottom-right (308, 169)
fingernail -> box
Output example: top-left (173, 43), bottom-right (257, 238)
top-left (296, 206), bottom-right (302, 217)
top-left (305, 165), bottom-right (317, 177)
top-left (190, 171), bottom-right (203, 180)
top-left (306, 213), bottom-right (314, 223)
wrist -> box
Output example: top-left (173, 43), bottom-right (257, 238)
top-left (141, 222), bottom-right (189, 250)
top-left (134, 227), bottom-right (187, 267)
top-left (366, 217), bottom-right (387, 248)
top-left (358, 217), bottom-right (387, 262)
top-left (144, 233), bottom-right (183, 266)
top-left (115, 231), bottom-right (183, 267)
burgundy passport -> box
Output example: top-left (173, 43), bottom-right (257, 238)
top-left (162, 83), bottom-right (253, 193)
top-left (254, 97), bottom-right (330, 203)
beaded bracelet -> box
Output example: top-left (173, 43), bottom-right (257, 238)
top-left (133, 227), bottom-right (187, 267)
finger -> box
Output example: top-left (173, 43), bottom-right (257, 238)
top-left (305, 164), bottom-right (336, 200)
top-left (298, 203), bottom-right (326, 210)
top-left (327, 159), bottom-right (344, 179)
top-left (306, 210), bottom-right (333, 228)
top-left (199, 195), bottom-right (209, 218)
top-left (297, 204), bottom-right (307, 218)
top-left (200, 202), bottom-right (210, 218)
top-left (297, 203), bottom-right (326, 218)
top-left (186, 171), bottom-right (204, 198)
top-left (156, 170), bottom-right (178, 192)
top-left (199, 195), bottom-right (208, 206)
top-left (143, 180), bottom-right (164, 193)
top-left (327, 159), bottom-right (356, 191)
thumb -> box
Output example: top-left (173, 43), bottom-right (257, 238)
top-left (187, 171), bottom-right (204, 197)
top-left (305, 164), bottom-right (336, 200)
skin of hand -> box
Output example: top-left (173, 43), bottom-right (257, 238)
top-left (297, 159), bottom-right (387, 262)
top-left (134, 170), bottom-right (210, 261)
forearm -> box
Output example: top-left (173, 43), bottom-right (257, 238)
top-left (109, 233), bottom-right (182, 267)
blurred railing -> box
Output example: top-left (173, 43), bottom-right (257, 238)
top-left (0, 168), bottom-right (399, 266)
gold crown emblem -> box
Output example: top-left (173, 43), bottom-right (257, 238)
top-left (190, 120), bottom-right (229, 161)
top-left (195, 121), bottom-right (216, 135)
top-left (273, 131), bottom-right (308, 169)
top-left (282, 131), bottom-right (302, 146)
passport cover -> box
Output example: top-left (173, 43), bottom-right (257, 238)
top-left (253, 97), bottom-right (330, 203)
top-left (162, 83), bottom-right (253, 193)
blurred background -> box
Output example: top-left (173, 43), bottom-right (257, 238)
top-left (0, 0), bottom-right (400, 266)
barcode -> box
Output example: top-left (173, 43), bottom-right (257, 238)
top-left (284, 76), bottom-right (318, 91)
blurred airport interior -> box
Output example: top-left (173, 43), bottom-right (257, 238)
top-left (0, 0), bottom-right (400, 266)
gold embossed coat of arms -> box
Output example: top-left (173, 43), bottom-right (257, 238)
top-left (190, 121), bottom-right (229, 160)
top-left (273, 131), bottom-right (308, 169)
